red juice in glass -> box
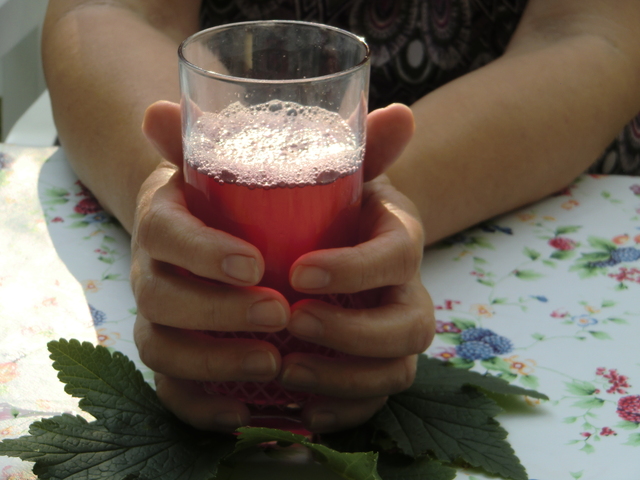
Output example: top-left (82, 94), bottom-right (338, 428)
top-left (184, 100), bottom-right (364, 411)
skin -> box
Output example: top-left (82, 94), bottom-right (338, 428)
top-left (42, 0), bottom-right (640, 432)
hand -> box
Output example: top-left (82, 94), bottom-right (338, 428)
top-left (282, 106), bottom-right (435, 432)
top-left (133, 100), bottom-right (435, 433)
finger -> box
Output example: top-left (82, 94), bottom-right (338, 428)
top-left (142, 100), bottom-right (183, 167)
top-left (290, 181), bottom-right (424, 293)
top-left (155, 373), bottom-right (250, 432)
top-left (133, 167), bottom-right (264, 286)
top-left (363, 103), bottom-right (415, 182)
top-left (302, 395), bottom-right (388, 433)
top-left (279, 353), bottom-right (418, 399)
top-left (134, 317), bottom-right (281, 383)
top-left (287, 282), bottom-right (434, 358)
top-left (131, 249), bottom-right (289, 331)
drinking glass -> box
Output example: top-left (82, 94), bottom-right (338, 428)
top-left (178, 20), bottom-right (370, 426)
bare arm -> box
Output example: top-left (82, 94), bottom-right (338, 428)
top-left (42, 0), bottom-right (201, 232)
top-left (388, 0), bottom-right (640, 245)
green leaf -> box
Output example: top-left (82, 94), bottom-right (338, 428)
top-left (607, 317), bottom-right (628, 325)
top-left (450, 318), bottom-right (477, 330)
top-left (480, 357), bottom-right (513, 374)
top-left (234, 428), bottom-right (382, 480)
top-left (436, 333), bottom-right (461, 345)
top-left (550, 250), bottom-right (575, 260)
top-left (542, 259), bottom-right (557, 268)
top-left (580, 443), bottom-right (595, 454)
top-left (46, 187), bottom-right (70, 198)
top-left (371, 357), bottom-right (546, 480)
top-left (588, 331), bottom-right (612, 340)
top-left (376, 454), bottom-right (456, 480)
top-left (477, 278), bottom-right (496, 287)
top-left (587, 236), bottom-right (617, 252)
top-left (491, 298), bottom-right (508, 305)
top-left (523, 247), bottom-right (541, 261)
top-left (563, 417), bottom-right (577, 424)
top-left (624, 433), bottom-right (640, 446)
top-left (518, 375), bottom-right (539, 390)
top-left (570, 471), bottom-right (583, 479)
top-left (600, 300), bottom-right (616, 308)
top-left (69, 220), bottom-right (90, 228)
top-left (531, 333), bottom-right (545, 341)
top-left (513, 270), bottom-right (544, 280)
top-left (571, 397), bottom-right (605, 409)
top-left (564, 381), bottom-right (597, 396)
top-left (555, 226), bottom-right (581, 235)
top-left (615, 421), bottom-right (640, 430)
top-left (0, 339), bottom-right (236, 479)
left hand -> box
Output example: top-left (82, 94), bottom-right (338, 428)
top-left (282, 105), bottom-right (434, 431)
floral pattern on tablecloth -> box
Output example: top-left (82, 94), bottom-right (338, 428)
top-left (1, 146), bottom-right (639, 480)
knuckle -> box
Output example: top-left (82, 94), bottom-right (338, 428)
top-left (133, 271), bottom-right (160, 323)
top-left (408, 308), bottom-right (436, 354)
top-left (396, 355), bottom-right (418, 392)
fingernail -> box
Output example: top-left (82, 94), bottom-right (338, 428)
top-left (309, 411), bottom-right (337, 431)
top-left (289, 311), bottom-right (323, 338)
top-left (223, 255), bottom-right (259, 283)
top-left (291, 266), bottom-right (330, 289)
top-left (213, 412), bottom-right (244, 429)
top-left (281, 364), bottom-right (317, 389)
top-left (247, 300), bottom-right (287, 327)
top-left (242, 350), bottom-right (277, 376)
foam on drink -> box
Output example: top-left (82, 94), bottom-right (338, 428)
top-left (185, 100), bottom-right (363, 187)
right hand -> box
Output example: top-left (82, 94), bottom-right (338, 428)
top-left (131, 102), bottom-right (291, 431)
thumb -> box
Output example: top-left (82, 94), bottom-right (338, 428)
top-left (363, 103), bottom-right (415, 182)
top-left (142, 100), bottom-right (183, 167)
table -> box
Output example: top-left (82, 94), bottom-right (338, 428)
top-left (1, 144), bottom-right (639, 479)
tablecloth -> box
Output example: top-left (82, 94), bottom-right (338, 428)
top-left (1, 144), bottom-right (639, 480)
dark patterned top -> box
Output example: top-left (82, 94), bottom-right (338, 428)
top-left (199, 0), bottom-right (640, 175)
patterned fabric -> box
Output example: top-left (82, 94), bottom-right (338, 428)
top-left (199, 0), bottom-right (640, 175)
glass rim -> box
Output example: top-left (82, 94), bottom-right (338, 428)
top-left (178, 20), bottom-right (370, 85)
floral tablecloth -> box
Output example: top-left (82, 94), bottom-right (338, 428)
top-left (1, 144), bottom-right (639, 480)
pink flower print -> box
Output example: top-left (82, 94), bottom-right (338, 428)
top-left (597, 368), bottom-right (631, 394)
top-left (51, 216), bottom-right (64, 223)
top-left (580, 432), bottom-right (592, 438)
top-left (550, 308), bottom-right (569, 318)
top-left (74, 197), bottom-right (101, 215)
top-left (599, 427), bottom-right (617, 436)
top-left (635, 234), bottom-right (640, 244)
top-left (431, 347), bottom-right (457, 361)
top-left (630, 184), bottom-right (640, 196)
top-left (608, 267), bottom-right (640, 284)
top-left (435, 321), bottom-right (461, 334)
top-left (617, 395), bottom-right (640, 423)
top-left (548, 237), bottom-right (577, 251)
top-left (435, 299), bottom-right (460, 310)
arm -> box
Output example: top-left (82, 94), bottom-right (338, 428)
top-left (388, 0), bottom-right (640, 245)
top-left (42, 0), bottom-right (201, 231)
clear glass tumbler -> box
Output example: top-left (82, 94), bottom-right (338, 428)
top-left (178, 20), bottom-right (370, 426)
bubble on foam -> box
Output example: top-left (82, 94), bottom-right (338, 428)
top-left (186, 100), bottom-right (363, 188)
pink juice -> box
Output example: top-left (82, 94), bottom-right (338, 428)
top-left (183, 100), bottom-right (364, 410)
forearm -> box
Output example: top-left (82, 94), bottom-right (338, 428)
top-left (388, 1), bottom-right (640, 245)
top-left (42, 1), bottom-right (200, 232)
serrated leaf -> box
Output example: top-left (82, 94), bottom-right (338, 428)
top-left (0, 340), bottom-right (236, 479)
top-left (234, 427), bottom-right (382, 480)
top-left (370, 357), bottom-right (546, 480)
top-left (48, 339), bottom-right (165, 422)
top-left (376, 454), bottom-right (456, 480)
